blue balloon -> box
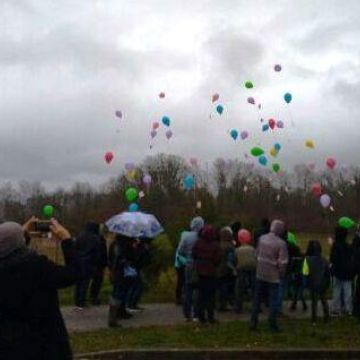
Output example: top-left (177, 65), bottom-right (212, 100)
top-left (129, 203), bottom-right (139, 212)
top-left (162, 116), bottom-right (171, 127)
top-left (230, 129), bottom-right (238, 140)
top-left (184, 174), bottom-right (195, 190)
top-left (284, 92), bottom-right (292, 104)
top-left (274, 143), bottom-right (281, 151)
top-left (216, 104), bottom-right (224, 115)
top-left (262, 124), bottom-right (269, 132)
top-left (258, 155), bottom-right (268, 166)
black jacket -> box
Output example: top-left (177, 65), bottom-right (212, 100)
top-left (0, 239), bottom-right (77, 360)
top-left (330, 240), bottom-right (354, 280)
top-left (306, 255), bottom-right (330, 293)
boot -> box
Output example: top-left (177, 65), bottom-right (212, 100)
top-left (117, 304), bottom-right (134, 319)
top-left (108, 304), bottom-right (122, 328)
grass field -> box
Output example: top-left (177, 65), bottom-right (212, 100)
top-left (29, 232), bottom-right (332, 306)
top-left (70, 318), bottom-right (360, 354)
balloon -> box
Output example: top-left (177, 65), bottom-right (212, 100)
top-left (162, 116), bottom-right (171, 127)
top-left (287, 232), bottom-right (297, 246)
top-left (159, 92), bottom-right (165, 98)
top-left (152, 122), bottom-right (160, 130)
top-left (320, 194), bottom-right (331, 208)
top-left (190, 157), bottom-right (198, 166)
top-left (240, 131), bottom-right (249, 140)
top-left (259, 155), bottom-right (268, 166)
top-left (284, 92), bottom-right (292, 104)
top-left (247, 97), bottom-right (255, 105)
top-left (212, 93), bottom-right (219, 102)
top-left (272, 163), bottom-right (280, 173)
top-left (230, 129), bottom-right (238, 140)
top-left (251, 147), bottom-right (264, 157)
top-left (43, 205), bottom-right (54, 219)
top-left (305, 140), bottom-right (315, 149)
top-left (245, 81), bottom-right (254, 89)
top-left (268, 118), bottom-right (276, 130)
top-left (125, 187), bottom-right (138, 202)
top-left (128, 203), bottom-right (139, 212)
top-left (270, 148), bottom-right (278, 157)
top-left (338, 216), bottom-right (355, 229)
top-left (262, 124), bottom-right (269, 132)
top-left (125, 162), bottom-right (135, 171)
top-left (115, 110), bottom-right (122, 118)
top-left (326, 157), bottom-right (336, 170)
top-left (150, 130), bottom-right (157, 138)
top-left (138, 191), bottom-right (145, 199)
top-left (104, 151), bottom-right (114, 164)
top-left (143, 174), bottom-right (152, 186)
top-left (184, 174), bottom-right (195, 190)
top-left (238, 229), bottom-right (252, 245)
top-left (216, 104), bottom-right (224, 115)
top-left (277, 120), bottom-right (284, 128)
top-left (311, 183), bottom-right (322, 197)
top-left (274, 64), bottom-right (282, 72)
top-left (258, 104), bottom-right (262, 109)
top-left (165, 129), bottom-right (173, 140)
top-left (274, 143), bottom-right (281, 151)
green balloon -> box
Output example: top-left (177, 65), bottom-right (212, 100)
top-left (272, 163), bottom-right (280, 173)
top-left (287, 232), bottom-right (297, 246)
top-left (250, 147), bottom-right (264, 157)
top-left (125, 187), bottom-right (138, 202)
top-left (43, 205), bottom-right (54, 218)
top-left (245, 81), bottom-right (254, 89)
top-left (338, 216), bottom-right (355, 229)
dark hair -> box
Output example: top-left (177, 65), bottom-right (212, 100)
top-left (306, 240), bottom-right (322, 256)
top-left (334, 226), bottom-right (348, 243)
top-left (261, 218), bottom-right (271, 231)
top-left (230, 221), bottom-right (242, 236)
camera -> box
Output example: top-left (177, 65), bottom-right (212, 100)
top-left (33, 221), bottom-right (51, 233)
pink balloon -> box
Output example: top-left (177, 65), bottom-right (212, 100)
top-left (212, 93), bottom-right (219, 102)
top-left (190, 157), bottom-right (198, 166)
top-left (104, 151), bottom-right (114, 164)
top-left (238, 229), bottom-right (252, 245)
top-left (268, 118), bottom-right (276, 130)
top-left (152, 122), bottom-right (160, 130)
top-left (311, 183), bottom-right (322, 197)
top-left (165, 129), bottom-right (173, 140)
top-left (240, 131), bottom-right (249, 140)
top-left (320, 194), bottom-right (331, 208)
top-left (150, 130), bottom-right (157, 138)
top-left (326, 157), bottom-right (336, 170)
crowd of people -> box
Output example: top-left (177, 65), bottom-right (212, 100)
top-left (1, 215), bottom-right (360, 359)
top-left (175, 217), bottom-right (360, 331)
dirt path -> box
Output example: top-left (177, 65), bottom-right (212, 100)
top-left (63, 302), bottom-right (313, 332)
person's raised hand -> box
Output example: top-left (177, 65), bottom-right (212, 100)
top-left (49, 218), bottom-right (71, 241)
top-left (22, 216), bottom-right (39, 233)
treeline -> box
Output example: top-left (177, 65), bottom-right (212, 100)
top-left (1, 154), bottom-right (360, 244)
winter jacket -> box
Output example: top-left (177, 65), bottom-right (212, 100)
top-left (177, 231), bottom-right (199, 266)
top-left (0, 239), bottom-right (77, 360)
top-left (218, 241), bottom-right (236, 278)
top-left (192, 237), bottom-right (222, 277)
top-left (235, 244), bottom-right (257, 271)
top-left (305, 255), bottom-right (330, 293)
top-left (255, 232), bottom-right (288, 283)
top-left (330, 240), bottom-right (354, 281)
top-left (352, 235), bottom-right (360, 276)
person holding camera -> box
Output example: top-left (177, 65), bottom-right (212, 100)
top-left (0, 217), bottom-right (78, 360)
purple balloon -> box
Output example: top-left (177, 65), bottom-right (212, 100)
top-left (125, 162), bottom-right (135, 171)
top-left (320, 194), bottom-right (331, 208)
top-left (150, 130), bottom-right (157, 138)
top-left (274, 64), bottom-right (282, 72)
top-left (276, 120), bottom-right (284, 128)
top-left (165, 129), bottom-right (173, 139)
top-left (240, 131), bottom-right (249, 140)
top-left (115, 110), bottom-right (122, 118)
top-left (143, 174), bottom-right (152, 186)
top-left (247, 97), bottom-right (255, 105)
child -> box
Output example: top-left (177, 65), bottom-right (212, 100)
top-left (304, 240), bottom-right (330, 323)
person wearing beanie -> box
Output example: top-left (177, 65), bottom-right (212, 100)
top-left (192, 225), bottom-right (222, 324)
top-left (250, 220), bottom-right (288, 332)
top-left (0, 217), bottom-right (78, 360)
top-left (176, 216), bottom-right (205, 321)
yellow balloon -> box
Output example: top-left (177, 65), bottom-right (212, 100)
top-left (305, 140), bottom-right (315, 149)
top-left (270, 148), bottom-right (278, 157)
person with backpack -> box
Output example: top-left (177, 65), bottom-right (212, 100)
top-left (303, 240), bottom-right (330, 323)
top-left (330, 226), bottom-right (354, 316)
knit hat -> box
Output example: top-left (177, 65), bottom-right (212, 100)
top-left (219, 226), bottom-right (233, 242)
top-left (0, 222), bottom-right (26, 259)
top-left (270, 220), bottom-right (285, 236)
top-left (199, 225), bottom-right (217, 242)
top-left (190, 216), bottom-right (205, 232)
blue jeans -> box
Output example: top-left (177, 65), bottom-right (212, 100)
top-left (127, 274), bottom-right (143, 308)
top-left (332, 277), bottom-right (352, 313)
top-left (277, 276), bottom-right (287, 314)
top-left (251, 279), bottom-right (280, 330)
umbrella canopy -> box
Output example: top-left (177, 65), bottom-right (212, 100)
top-left (105, 211), bottom-right (164, 239)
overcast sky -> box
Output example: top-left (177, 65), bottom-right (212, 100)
top-left (0, 0), bottom-right (359, 189)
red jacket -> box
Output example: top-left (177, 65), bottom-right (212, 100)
top-left (192, 238), bottom-right (222, 277)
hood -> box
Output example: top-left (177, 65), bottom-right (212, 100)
top-left (190, 217), bottom-right (204, 232)
top-left (0, 222), bottom-right (26, 259)
top-left (270, 220), bottom-right (285, 237)
top-left (219, 227), bottom-right (233, 243)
